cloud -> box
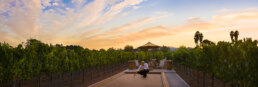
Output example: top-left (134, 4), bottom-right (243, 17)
top-left (217, 8), bottom-right (233, 12)
top-left (0, 30), bottom-right (7, 40)
top-left (122, 26), bottom-right (170, 41)
top-left (80, 28), bottom-right (103, 38)
top-left (74, 14), bottom-right (169, 49)
top-left (0, 0), bottom-right (148, 45)
top-left (0, 29), bottom-right (20, 46)
top-left (80, 26), bottom-right (171, 49)
top-left (53, 2), bottom-right (59, 6)
top-left (41, 0), bottom-right (52, 7)
top-left (43, 8), bottom-right (258, 49)
top-left (118, 12), bottom-right (129, 17)
top-left (133, 6), bottom-right (141, 9)
top-left (163, 20), bottom-right (226, 36)
top-left (0, 0), bottom-right (13, 13)
top-left (169, 9), bottom-right (258, 46)
top-left (86, 15), bottom-right (166, 40)
top-left (1, 0), bottom-right (258, 49)
top-left (71, 0), bottom-right (86, 7)
top-left (107, 0), bottom-right (120, 4)
top-left (1, 0), bottom-right (41, 39)
top-left (110, 0), bottom-right (145, 11)
top-left (213, 11), bottom-right (258, 23)
top-left (187, 17), bottom-right (203, 23)
top-left (92, 0), bottom-right (147, 25)
top-left (173, 9), bottom-right (258, 34)
top-left (95, 9), bottom-right (258, 49)
top-left (39, 0), bottom-right (147, 45)
top-left (77, 0), bottom-right (108, 27)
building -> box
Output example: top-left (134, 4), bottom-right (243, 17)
top-left (138, 42), bottom-right (160, 51)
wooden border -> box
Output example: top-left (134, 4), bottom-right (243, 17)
top-left (161, 72), bottom-right (170, 87)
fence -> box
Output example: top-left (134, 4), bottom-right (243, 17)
top-left (1, 62), bottom-right (128, 87)
top-left (173, 62), bottom-right (229, 87)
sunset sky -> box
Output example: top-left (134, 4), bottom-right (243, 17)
top-left (1, 0), bottom-right (258, 49)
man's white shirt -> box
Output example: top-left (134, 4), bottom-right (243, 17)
top-left (137, 63), bottom-right (149, 71)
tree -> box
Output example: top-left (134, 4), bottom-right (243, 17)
top-left (199, 33), bottom-right (203, 43)
top-left (194, 31), bottom-right (204, 46)
top-left (194, 31), bottom-right (200, 46)
top-left (234, 30), bottom-right (239, 42)
top-left (230, 30), bottom-right (240, 44)
top-left (124, 45), bottom-right (134, 52)
top-left (160, 46), bottom-right (170, 52)
top-left (66, 45), bottom-right (83, 51)
top-left (230, 31), bottom-right (235, 43)
top-left (202, 39), bottom-right (215, 46)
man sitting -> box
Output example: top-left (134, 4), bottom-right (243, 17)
top-left (135, 61), bottom-right (149, 78)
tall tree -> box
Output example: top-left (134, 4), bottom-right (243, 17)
top-left (230, 31), bottom-right (235, 43)
top-left (199, 33), bottom-right (203, 43)
top-left (194, 31), bottom-right (200, 46)
top-left (194, 31), bottom-right (204, 46)
top-left (234, 30), bottom-right (239, 41)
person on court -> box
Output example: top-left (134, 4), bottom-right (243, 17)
top-left (135, 61), bottom-right (149, 78)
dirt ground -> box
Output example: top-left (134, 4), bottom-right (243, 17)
top-left (98, 74), bottom-right (163, 87)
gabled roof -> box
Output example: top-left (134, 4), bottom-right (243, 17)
top-left (138, 42), bottom-right (160, 48)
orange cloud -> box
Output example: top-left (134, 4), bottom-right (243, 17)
top-left (0, 0), bottom-right (148, 46)
top-left (75, 9), bottom-right (258, 49)
top-left (118, 26), bottom-right (170, 41)
top-left (80, 28), bottom-right (103, 38)
top-left (0, 30), bottom-right (20, 46)
top-left (213, 11), bottom-right (258, 23)
top-left (3, 0), bottom-right (41, 39)
top-left (171, 22), bottom-right (226, 33)
top-left (0, 30), bottom-right (7, 41)
top-left (85, 15), bottom-right (165, 40)
top-left (187, 17), bottom-right (203, 23)
top-left (2, 4), bottom-right (258, 50)
top-left (173, 10), bottom-right (258, 34)
top-left (80, 26), bottom-right (171, 49)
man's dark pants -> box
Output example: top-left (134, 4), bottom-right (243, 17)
top-left (137, 69), bottom-right (149, 78)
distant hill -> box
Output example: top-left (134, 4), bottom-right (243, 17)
top-left (169, 47), bottom-right (178, 51)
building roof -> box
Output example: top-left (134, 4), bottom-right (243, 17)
top-left (138, 42), bottom-right (160, 48)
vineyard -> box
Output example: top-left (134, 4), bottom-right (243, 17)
top-left (0, 39), bottom-right (165, 85)
top-left (1, 35), bottom-right (258, 87)
top-left (168, 38), bottom-right (258, 87)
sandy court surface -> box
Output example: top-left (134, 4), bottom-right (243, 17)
top-left (100, 74), bottom-right (163, 87)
